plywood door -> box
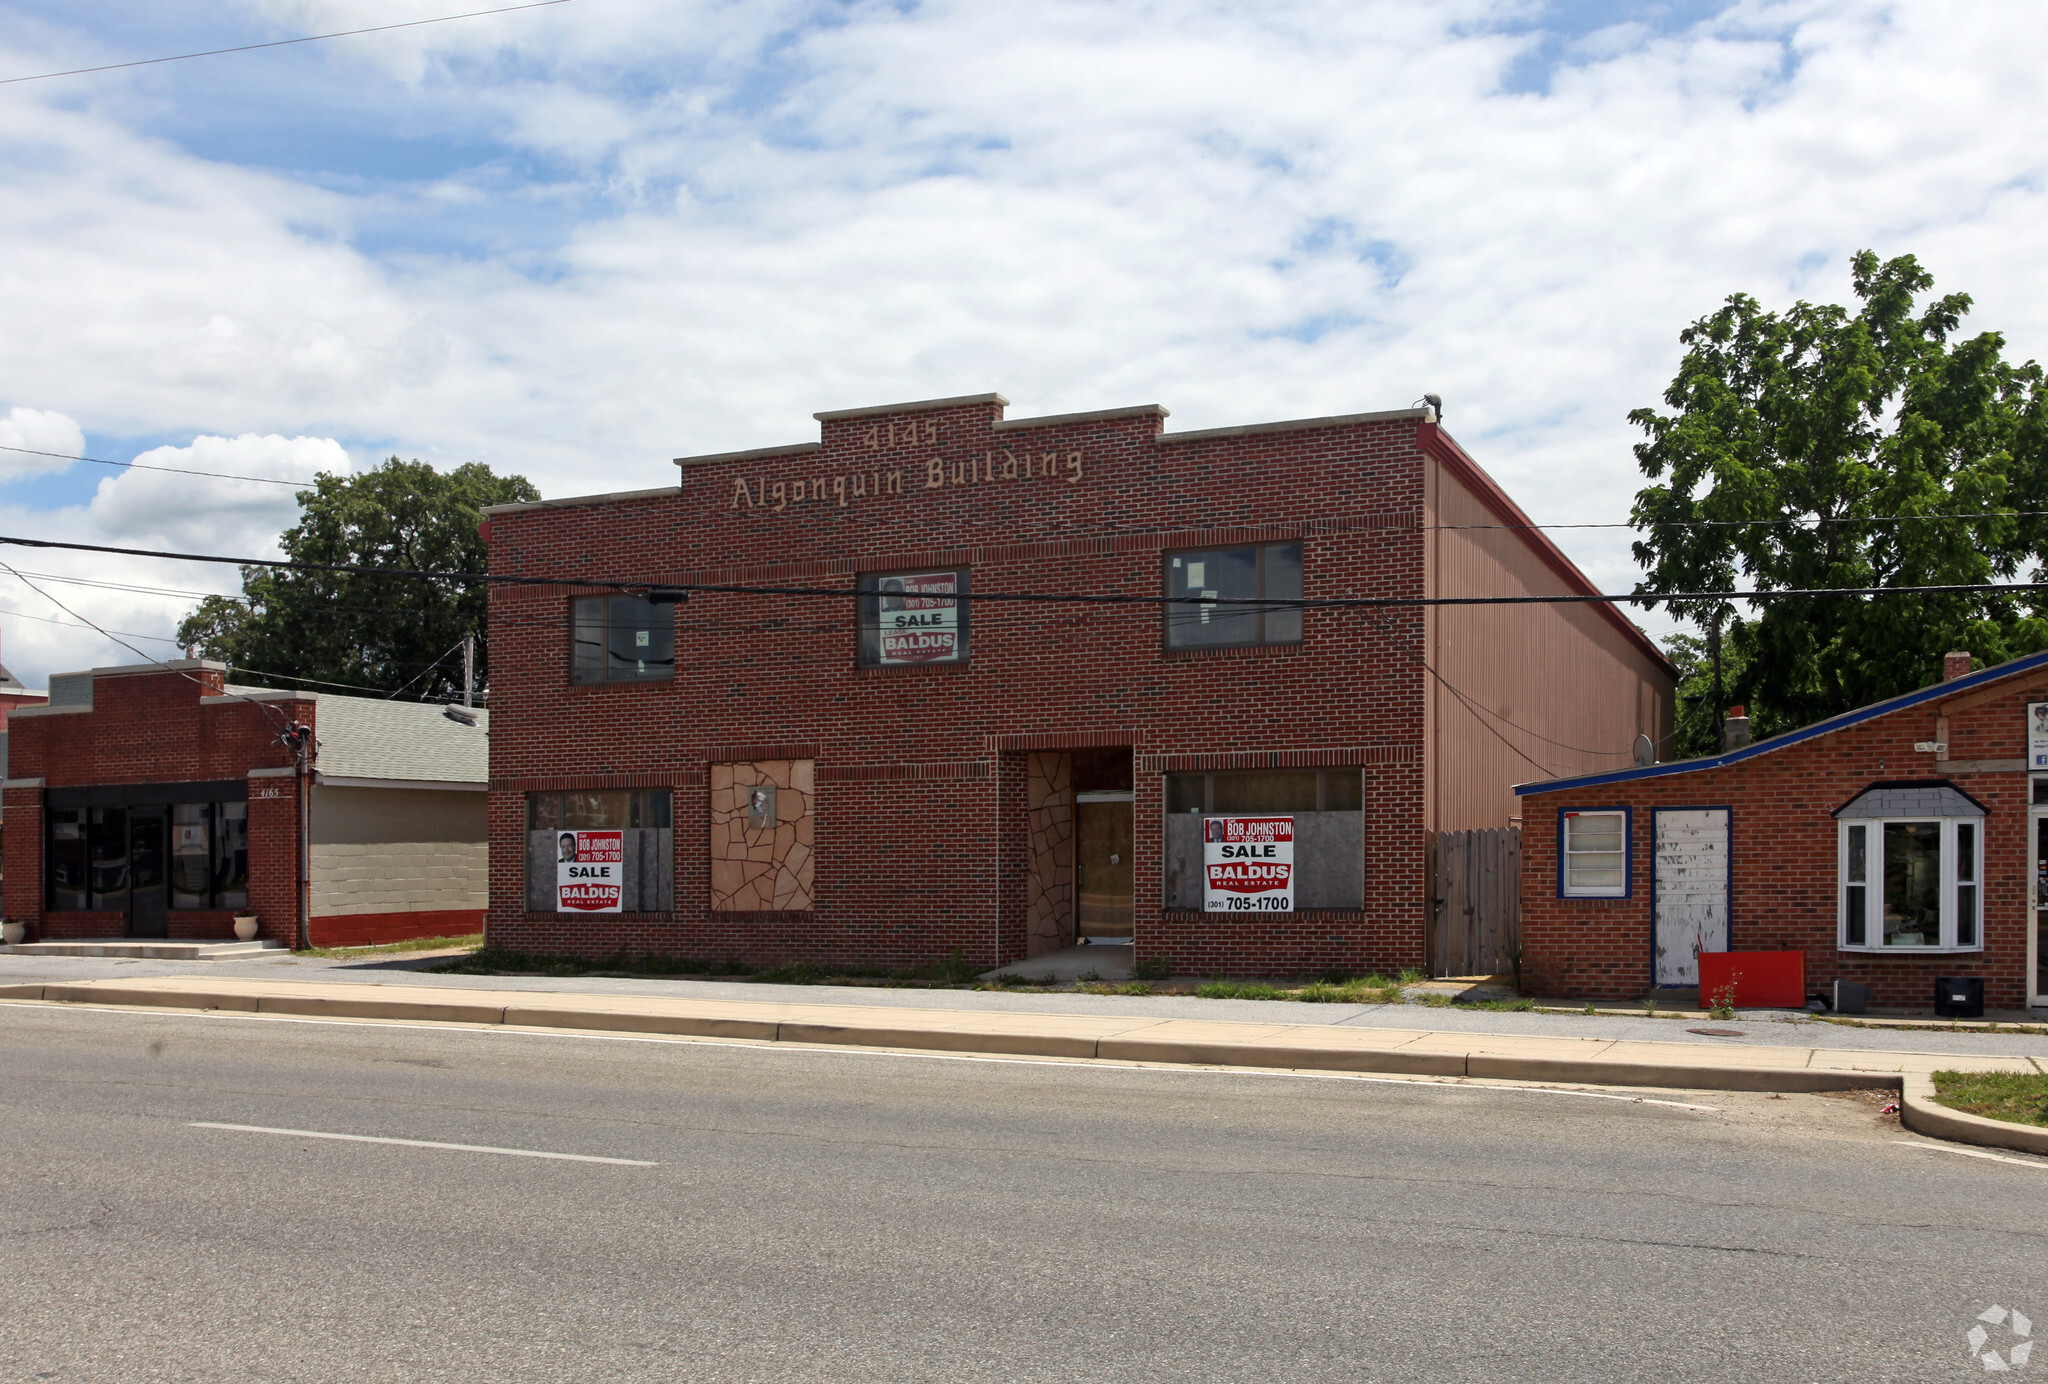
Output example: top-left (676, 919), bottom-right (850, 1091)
top-left (1075, 801), bottom-right (1134, 939)
top-left (1653, 809), bottom-right (1729, 988)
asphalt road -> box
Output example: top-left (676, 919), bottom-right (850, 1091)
top-left (2, 1004), bottom-right (2044, 1383)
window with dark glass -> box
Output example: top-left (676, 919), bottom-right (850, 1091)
top-left (48, 798), bottom-right (249, 911)
top-left (1163, 543), bottom-right (1302, 649)
top-left (1837, 814), bottom-right (1981, 951)
top-left (571, 595), bottom-right (674, 684)
top-left (857, 569), bottom-right (970, 667)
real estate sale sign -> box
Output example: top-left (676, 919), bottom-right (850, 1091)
top-left (1202, 816), bottom-right (1294, 912)
top-left (557, 830), bottom-right (624, 912)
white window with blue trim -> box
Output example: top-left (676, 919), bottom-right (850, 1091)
top-left (1836, 782), bottom-right (1983, 953)
top-left (1560, 809), bottom-right (1629, 898)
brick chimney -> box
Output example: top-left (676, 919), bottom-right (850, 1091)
top-left (1721, 705), bottom-right (1751, 751)
top-left (1943, 650), bottom-right (1973, 682)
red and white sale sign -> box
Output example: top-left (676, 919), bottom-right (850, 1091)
top-left (1202, 816), bottom-right (1294, 912)
top-left (556, 830), bottom-right (624, 912)
top-left (878, 572), bottom-right (960, 664)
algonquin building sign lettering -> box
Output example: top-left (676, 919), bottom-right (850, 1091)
top-left (730, 448), bottom-right (1086, 513)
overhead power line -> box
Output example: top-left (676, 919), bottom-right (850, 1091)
top-left (0, 0), bottom-right (579, 86)
top-left (3, 532), bottom-right (2046, 610)
top-left (0, 441), bottom-right (311, 486)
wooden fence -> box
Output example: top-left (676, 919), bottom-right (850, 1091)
top-left (1430, 828), bottom-right (1521, 979)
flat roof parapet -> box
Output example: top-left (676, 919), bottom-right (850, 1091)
top-left (672, 441), bottom-right (823, 470)
top-left (812, 392), bottom-right (1009, 421)
top-left (1157, 406), bottom-right (1432, 444)
top-left (991, 404), bottom-right (1169, 432)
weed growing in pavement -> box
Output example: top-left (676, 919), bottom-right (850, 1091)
top-left (1134, 957), bottom-right (1170, 981)
top-left (1296, 978), bottom-right (1402, 1004)
top-left (1459, 997), bottom-right (1535, 1012)
top-left (1194, 979), bottom-right (1283, 1000)
top-left (1706, 975), bottom-right (1741, 1022)
top-left (1643, 998), bottom-right (1658, 1017)
top-left (1119, 981), bottom-right (1155, 996)
top-left (305, 933), bottom-right (482, 960)
top-left (1583, 1002), bottom-right (1597, 1015)
top-left (1398, 968), bottom-right (1425, 985)
top-left (1421, 993), bottom-right (1456, 1008)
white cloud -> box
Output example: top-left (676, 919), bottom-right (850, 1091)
top-left (87, 433), bottom-right (349, 556)
top-left (0, 0), bottom-right (2046, 689)
top-left (0, 406), bottom-right (84, 480)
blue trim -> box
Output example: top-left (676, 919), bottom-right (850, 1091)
top-left (1649, 806), bottom-right (1733, 988)
top-left (1557, 806), bottom-right (1632, 899)
top-left (1515, 647), bottom-right (2048, 797)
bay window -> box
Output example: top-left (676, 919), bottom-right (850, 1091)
top-left (1836, 783), bottom-right (1984, 953)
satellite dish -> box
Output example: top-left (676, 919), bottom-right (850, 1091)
top-left (1633, 733), bottom-right (1655, 768)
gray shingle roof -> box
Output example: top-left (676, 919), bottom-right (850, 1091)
top-left (224, 686), bottom-right (488, 785)
top-left (1833, 782), bottom-right (1985, 819)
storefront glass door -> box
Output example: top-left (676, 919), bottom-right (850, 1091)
top-left (127, 808), bottom-right (169, 938)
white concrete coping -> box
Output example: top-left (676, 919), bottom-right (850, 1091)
top-left (991, 404), bottom-right (1169, 432)
top-left (1156, 406), bottom-right (1431, 444)
top-left (813, 392), bottom-right (1008, 421)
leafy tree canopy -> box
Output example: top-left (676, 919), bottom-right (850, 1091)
top-left (1632, 250), bottom-right (2048, 742)
top-left (177, 457), bottom-right (538, 701)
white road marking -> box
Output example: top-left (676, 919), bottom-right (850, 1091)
top-left (188, 1121), bottom-right (656, 1166)
top-left (1892, 1140), bottom-right (2048, 1170)
top-left (3, 998), bottom-right (1726, 1110)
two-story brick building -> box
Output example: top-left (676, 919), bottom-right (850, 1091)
top-left (481, 392), bottom-right (1674, 976)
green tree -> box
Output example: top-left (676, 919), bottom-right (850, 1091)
top-left (178, 457), bottom-right (538, 701)
top-left (1630, 250), bottom-right (2048, 742)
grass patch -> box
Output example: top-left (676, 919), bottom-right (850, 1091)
top-left (1133, 957), bottom-right (1171, 981)
top-left (435, 945), bottom-right (982, 987)
top-left (1296, 978), bottom-right (1402, 1005)
top-left (306, 933), bottom-right (482, 960)
top-left (1195, 980), bottom-right (1283, 1000)
top-left (1459, 997), bottom-right (1536, 1012)
top-left (1930, 1070), bottom-right (2048, 1128)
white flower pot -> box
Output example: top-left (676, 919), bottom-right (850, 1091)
top-left (1, 921), bottom-right (24, 945)
top-left (232, 915), bottom-right (259, 942)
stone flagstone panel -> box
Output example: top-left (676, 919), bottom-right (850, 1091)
top-left (710, 759), bottom-right (815, 911)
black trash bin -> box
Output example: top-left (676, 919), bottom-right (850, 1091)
top-left (1934, 976), bottom-right (1984, 1019)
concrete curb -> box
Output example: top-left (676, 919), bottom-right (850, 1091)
top-left (1900, 1073), bottom-right (2048, 1156)
top-left (0, 981), bottom-right (1927, 1093)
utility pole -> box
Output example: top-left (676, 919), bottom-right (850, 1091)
top-left (462, 632), bottom-right (474, 708)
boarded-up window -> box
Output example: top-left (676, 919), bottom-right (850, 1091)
top-left (525, 791), bottom-right (673, 913)
top-left (1162, 769), bottom-right (1362, 910)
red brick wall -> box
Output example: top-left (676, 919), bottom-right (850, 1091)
top-left (487, 400), bottom-right (1437, 975)
top-left (1520, 669), bottom-right (2046, 1009)
top-left (2, 668), bottom-right (311, 945)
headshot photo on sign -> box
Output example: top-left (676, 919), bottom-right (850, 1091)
top-left (1204, 818), bottom-right (1226, 843)
top-left (879, 577), bottom-right (905, 612)
top-left (747, 786), bottom-right (777, 831)
top-left (558, 831), bottom-right (577, 862)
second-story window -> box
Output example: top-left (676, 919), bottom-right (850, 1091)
top-left (571, 595), bottom-right (673, 684)
top-left (858, 569), bottom-right (970, 666)
top-left (1164, 542), bottom-right (1303, 648)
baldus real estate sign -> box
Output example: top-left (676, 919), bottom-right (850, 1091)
top-left (556, 830), bottom-right (624, 912)
top-left (1202, 816), bottom-right (1294, 912)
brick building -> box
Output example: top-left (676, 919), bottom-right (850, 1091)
top-left (3, 660), bottom-right (488, 948)
top-left (1518, 649), bottom-right (2048, 1012)
top-left (482, 392), bottom-right (1673, 976)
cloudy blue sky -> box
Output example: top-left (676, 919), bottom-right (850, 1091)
top-left (1, 0), bottom-right (2044, 688)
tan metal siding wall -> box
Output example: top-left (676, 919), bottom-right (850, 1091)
top-left (1427, 467), bottom-right (1674, 832)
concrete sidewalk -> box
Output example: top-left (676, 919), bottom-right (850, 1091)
top-left (5, 975), bottom-right (2043, 1099)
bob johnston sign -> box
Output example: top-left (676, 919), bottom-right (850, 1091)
top-left (1203, 816), bottom-right (1294, 912)
top-left (730, 450), bottom-right (1085, 514)
top-left (557, 830), bottom-right (623, 912)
